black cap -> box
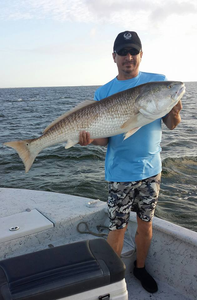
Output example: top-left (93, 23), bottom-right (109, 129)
top-left (113, 31), bottom-right (142, 52)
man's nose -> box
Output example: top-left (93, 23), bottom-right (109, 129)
top-left (125, 53), bottom-right (133, 60)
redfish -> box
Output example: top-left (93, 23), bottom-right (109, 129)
top-left (4, 81), bottom-right (185, 172)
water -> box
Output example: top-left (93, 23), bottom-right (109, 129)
top-left (0, 83), bottom-right (197, 232)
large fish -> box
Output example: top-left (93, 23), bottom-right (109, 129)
top-left (4, 81), bottom-right (185, 173)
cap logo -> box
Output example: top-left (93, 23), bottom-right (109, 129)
top-left (123, 32), bottom-right (132, 40)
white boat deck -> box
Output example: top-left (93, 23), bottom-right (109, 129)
top-left (126, 274), bottom-right (189, 300)
top-left (0, 188), bottom-right (196, 300)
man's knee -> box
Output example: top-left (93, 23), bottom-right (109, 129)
top-left (107, 226), bottom-right (128, 256)
top-left (108, 225), bottom-right (128, 239)
top-left (136, 216), bottom-right (152, 236)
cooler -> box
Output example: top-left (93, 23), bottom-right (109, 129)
top-left (0, 238), bottom-right (128, 300)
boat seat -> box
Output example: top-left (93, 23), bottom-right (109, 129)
top-left (0, 238), bottom-right (126, 300)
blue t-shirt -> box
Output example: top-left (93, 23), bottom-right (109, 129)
top-left (94, 71), bottom-right (167, 182)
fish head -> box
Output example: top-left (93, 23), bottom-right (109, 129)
top-left (136, 81), bottom-right (185, 119)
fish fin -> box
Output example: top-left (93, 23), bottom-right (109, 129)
top-left (65, 139), bottom-right (78, 149)
top-left (121, 113), bottom-right (143, 129)
top-left (3, 139), bottom-right (39, 173)
top-left (124, 127), bottom-right (141, 140)
top-left (121, 112), bottom-right (154, 131)
top-left (43, 100), bottom-right (95, 134)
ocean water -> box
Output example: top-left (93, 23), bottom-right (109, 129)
top-left (0, 83), bottom-right (197, 232)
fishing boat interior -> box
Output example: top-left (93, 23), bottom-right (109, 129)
top-left (0, 188), bottom-right (196, 300)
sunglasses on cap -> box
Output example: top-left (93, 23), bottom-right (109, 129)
top-left (115, 48), bottom-right (140, 56)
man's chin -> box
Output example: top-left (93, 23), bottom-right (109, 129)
top-left (124, 64), bottom-right (135, 71)
top-left (124, 68), bottom-right (134, 74)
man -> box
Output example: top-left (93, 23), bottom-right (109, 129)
top-left (79, 31), bottom-right (182, 293)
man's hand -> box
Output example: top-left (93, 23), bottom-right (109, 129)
top-left (162, 100), bottom-right (182, 130)
top-left (78, 131), bottom-right (94, 146)
top-left (78, 131), bottom-right (109, 147)
top-left (172, 100), bottom-right (183, 115)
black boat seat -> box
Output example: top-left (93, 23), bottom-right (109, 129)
top-left (0, 238), bottom-right (126, 300)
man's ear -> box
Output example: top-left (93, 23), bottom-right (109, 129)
top-left (112, 52), bottom-right (116, 63)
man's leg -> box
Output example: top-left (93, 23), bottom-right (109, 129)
top-left (135, 216), bottom-right (152, 268)
top-left (133, 217), bottom-right (158, 293)
top-left (132, 174), bottom-right (161, 293)
top-left (107, 216), bottom-right (153, 262)
top-left (107, 225), bottom-right (128, 256)
top-left (107, 181), bottom-right (132, 256)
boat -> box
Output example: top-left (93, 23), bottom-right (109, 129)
top-left (0, 187), bottom-right (196, 300)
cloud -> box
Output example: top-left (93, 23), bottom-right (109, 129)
top-left (150, 1), bottom-right (197, 22)
top-left (1, 0), bottom-right (197, 30)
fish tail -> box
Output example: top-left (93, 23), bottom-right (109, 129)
top-left (4, 138), bottom-right (39, 173)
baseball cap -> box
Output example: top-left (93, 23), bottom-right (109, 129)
top-left (113, 31), bottom-right (142, 52)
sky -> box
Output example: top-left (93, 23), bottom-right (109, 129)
top-left (1, 0), bottom-right (197, 88)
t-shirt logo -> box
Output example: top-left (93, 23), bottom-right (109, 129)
top-left (123, 32), bottom-right (132, 40)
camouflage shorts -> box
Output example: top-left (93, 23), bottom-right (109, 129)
top-left (108, 173), bottom-right (161, 230)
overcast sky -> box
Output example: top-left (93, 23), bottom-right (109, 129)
top-left (1, 0), bottom-right (197, 88)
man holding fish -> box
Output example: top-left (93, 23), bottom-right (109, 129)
top-left (4, 30), bottom-right (184, 294)
top-left (79, 31), bottom-right (183, 293)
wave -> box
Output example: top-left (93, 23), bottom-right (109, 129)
top-left (162, 156), bottom-right (197, 176)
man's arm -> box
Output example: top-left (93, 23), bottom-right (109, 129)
top-left (162, 100), bottom-right (182, 130)
top-left (78, 131), bottom-right (108, 146)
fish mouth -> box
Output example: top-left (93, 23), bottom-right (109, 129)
top-left (177, 83), bottom-right (186, 97)
top-left (172, 83), bottom-right (185, 101)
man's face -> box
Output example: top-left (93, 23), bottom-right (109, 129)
top-left (112, 47), bottom-right (143, 80)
